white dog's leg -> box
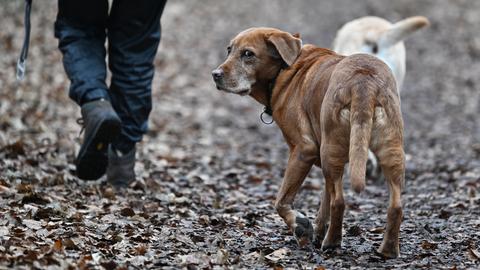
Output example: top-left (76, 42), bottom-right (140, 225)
top-left (366, 149), bottom-right (384, 181)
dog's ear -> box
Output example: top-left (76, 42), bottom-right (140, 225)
top-left (267, 32), bottom-right (302, 66)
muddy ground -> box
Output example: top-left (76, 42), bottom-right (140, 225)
top-left (0, 0), bottom-right (479, 269)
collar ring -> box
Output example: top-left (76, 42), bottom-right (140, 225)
top-left (260, 109), bottom-right (274, 125)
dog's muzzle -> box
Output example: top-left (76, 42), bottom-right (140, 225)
top-left (212, 68), bottom-right (228, 91)
top-left (212, 68), bottom-right (224, 83)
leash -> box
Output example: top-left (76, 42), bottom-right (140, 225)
top-left (16, 0), bottom-right (33, 81)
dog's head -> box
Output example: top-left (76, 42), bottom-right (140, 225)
top-left (212, 27), bottom-right (302, 96)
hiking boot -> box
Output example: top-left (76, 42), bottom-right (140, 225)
top-left (106, 145), bottom-right (136, 187)
top-left (76, 99), bottom-right (121, 180)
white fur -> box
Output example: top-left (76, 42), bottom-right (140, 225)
top-left (340, 108), bottom-right (350, 123)
top-left (333, 16), bottom-right (429, 92)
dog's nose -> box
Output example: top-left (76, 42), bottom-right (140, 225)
top-left (212, 69), bottom-right (224, 81)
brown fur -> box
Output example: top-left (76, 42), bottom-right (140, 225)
top-left (212, 27), bottom-right (405, 258)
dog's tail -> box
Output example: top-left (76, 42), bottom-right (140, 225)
top-left (379, 16), bottom-right (430, 48)
top-left (348, 81), bottom-right (375, 193)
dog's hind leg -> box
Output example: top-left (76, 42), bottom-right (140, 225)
top-left (275, 145), bottom-right (317, 247)
top-left (373, 144), bottom-right (405, 258)
top-left (318, 141), bottom-right (348, 251)
top-left (320, 168), bottom-right (346, 251)
top-left (314, 185), bottom-right (331, 247)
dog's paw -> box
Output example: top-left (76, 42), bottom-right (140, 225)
top-left (294, 216), bottom-right (313, 247)
top-left (313, 223), bottom-right (328, 248)
top-left (321, 240), bottom-right (341, 252)
top-left (377, 244), bottom-right (399, 259)
top-left (321, 234), bottom-right (342, 251)
top-left (313, 237), bottom-right (323, 249)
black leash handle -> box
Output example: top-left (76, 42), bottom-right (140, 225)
top-left (16, 0), bottom-right (32, 81)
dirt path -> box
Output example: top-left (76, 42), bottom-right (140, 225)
top-left (1, 1), bottom-right (479, 269)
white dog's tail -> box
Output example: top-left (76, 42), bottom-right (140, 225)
top-left (348, 82), bottom-right (375, 193)
top-left (379, 16), bottom-right (430, 48)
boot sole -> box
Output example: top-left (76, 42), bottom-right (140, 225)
top-left (76, 117), bottom-right (121, 180)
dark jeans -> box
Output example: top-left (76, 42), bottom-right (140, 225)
top-left (54, 0), bottom-right (167, 153)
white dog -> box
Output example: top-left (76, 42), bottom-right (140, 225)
top-left (333, 16), bottom-right (429, 91)
top-left (333, 16), bottom-right (429, 180)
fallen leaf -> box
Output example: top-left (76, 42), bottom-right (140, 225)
top-left (21, 192), bottom-right (50, 205)
top-left (265, 248), bottom-right (289, 263)
top-left (0, 184), bottom-right (11, 194)
top-left (439, 209), bottom-right (452, 219)
top-left (135, 244), bottom-right (148, 255)
top-left (468, 248), bottom-right (480, 261)
top-left (369, 227), bottom-right (384, 234)
top-left (102, 187), bottom-right (116, 200)
top-left (34, 207), bottom-right (62, 220)
top-left (23, 250), bottom-right (38, 262)
top-left (92, 252), bottom-right (102, 264)
top-left (213, 249), bottom-right (229, 265)
top-left (248, 175), bottom-right (263, 184)
top-left (23, 219), bottom-right (42, 230)
top-left (120, 207), bottom-right (135, 217)
top-left (53, 239), bottom-right (63, 252)
top-left (1, 140), bottom-right (26, 157)
top-left (347, 225), bottom-right (363, 236)
top-left (16, 183), bottom-right (33, 194)
top-left (101, 260), bottom-right (118, 270)
top-left (421, 240), bottom-right (438, 250)
top-left (63, 238), bottom-right (78, 250)
top-left (0, 226), bottom-right (9, 237)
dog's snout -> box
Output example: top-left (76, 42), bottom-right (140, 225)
top-left (212, 68), bottom-right (224, 81)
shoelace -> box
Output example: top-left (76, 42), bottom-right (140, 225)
top-left (76, 99), bottom-right (107, 137)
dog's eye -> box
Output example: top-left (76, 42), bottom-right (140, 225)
top-left (227, 46), bottom-right (232, 55)
top-left (243, 50), bottom-right (255, 58)
top-left (372, 43), bottom-right (379, 54)
top-left (365, 41), bottom-right (379, 54)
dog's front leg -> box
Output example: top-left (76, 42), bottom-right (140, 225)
top-left (275, 146), bottom-right (316, 247)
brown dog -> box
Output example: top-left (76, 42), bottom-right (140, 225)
top-left (212, 27), bottom-right (405, 258)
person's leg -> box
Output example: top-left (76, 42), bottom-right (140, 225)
top-left (55, 0), bottom-right (121, 180)
top-left (105, 0), bottom-right (167, 186)
top-left (107, 0), bottom-right (167, 154)
top-left (54, 0), bottom-right (110, 105)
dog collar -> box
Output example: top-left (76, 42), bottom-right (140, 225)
top-left (260, 69), bottom-right (282, 125)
